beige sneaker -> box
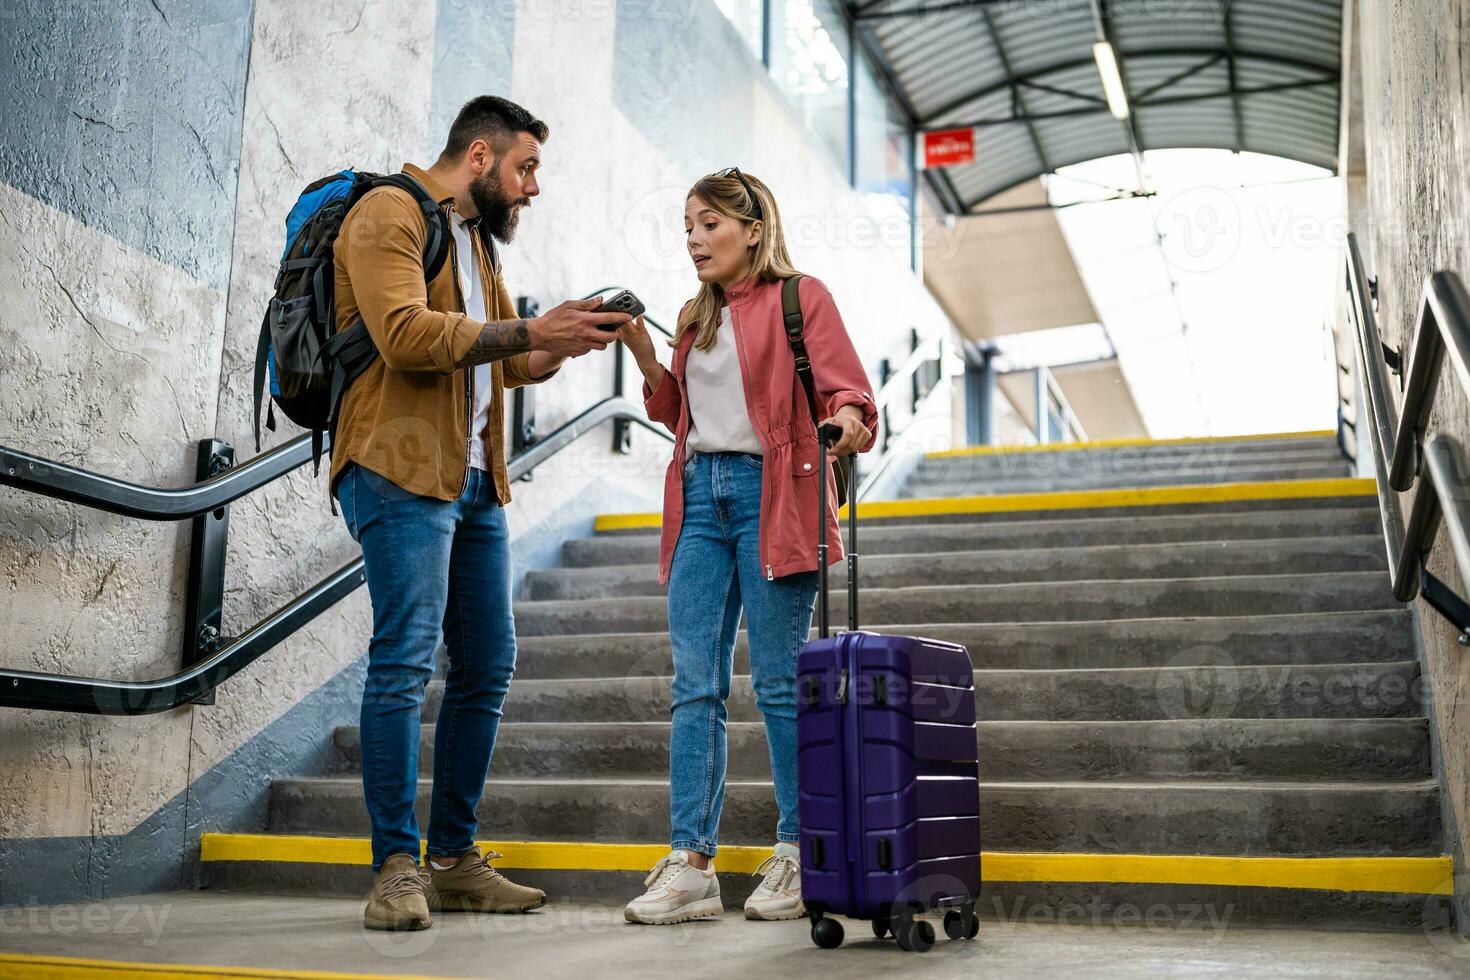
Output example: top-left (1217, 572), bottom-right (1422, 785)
top-left (743, 842), bottom-right (804, 921)
top-left (423, 846), bottom-right (546, 913)
top-left (363, 853), bottom-right (433, 931)
top-left (624, 850), bottom-right (724, 925)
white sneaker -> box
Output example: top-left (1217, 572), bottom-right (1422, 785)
top-left (743, 842), bottom-right (805, 921)
top-left (624, 850), bottom-right (723, 925)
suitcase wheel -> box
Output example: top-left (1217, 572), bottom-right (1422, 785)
top-left (944, 905), bottom-right (979, 941)
top-left (871, 916), bottom-right (890, 940)
top-left (894, 916), bottom-right (935, 953)
top-left (810, 916), bottom-right (844, 949)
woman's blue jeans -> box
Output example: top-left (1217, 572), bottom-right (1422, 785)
top-left (667, 450), bottom-right (819, 857)
top-left (334, 462), bottom-right (517, 872)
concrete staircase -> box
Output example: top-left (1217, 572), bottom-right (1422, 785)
top-left (203, 431), bottom-right (1454, 929)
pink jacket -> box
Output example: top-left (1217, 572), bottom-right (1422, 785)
top-left (642, 275), bottom-right (879, 585)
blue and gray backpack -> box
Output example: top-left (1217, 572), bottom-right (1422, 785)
top-left (252, 170), bottom-right (450, 476)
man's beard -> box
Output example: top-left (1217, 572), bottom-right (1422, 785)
top-left (470, 165), bottom-right (529, 243)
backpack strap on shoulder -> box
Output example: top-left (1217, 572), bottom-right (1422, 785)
top-left (782, 275), bottom-right (818, 418)
top-left (370, 173), bottom-right (451, 282)
top-left (781, 274), bottom-right (848, 507)
top-left (476, 222), bottom-right (500, 277)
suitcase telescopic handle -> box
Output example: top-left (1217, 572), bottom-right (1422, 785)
top-left (816, 423), bottom-right (859, 638)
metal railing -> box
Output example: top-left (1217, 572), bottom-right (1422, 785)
top-left (856, 330), bottom-right (945, 500)
top-left (0, 282), bottom-right (939, 713)
top-left (1344, 232), bottom-right (1470, 638)
top-left (1011, 363), bottom-right (1087, 446)
top-left (0, 287), bottom-right (679, 715)
top-left (0, 397), bottom-right (676, 715)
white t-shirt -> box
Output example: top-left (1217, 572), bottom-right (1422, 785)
top-left (686, 306), bottom-right (763, 455)
top-left (449, 210), bottom-right (493, 471)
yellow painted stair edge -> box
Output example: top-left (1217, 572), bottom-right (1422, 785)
top-left (593, 478), bottom-right (1376, 532)
top-left (926, 429), bottom-right (1338, 459)
top-left (0, 952), bottom-right (455, 980)
top-left (199, 834), bottom-right (1451, 896)
top-left (0, 952), bottom-right (454, 980)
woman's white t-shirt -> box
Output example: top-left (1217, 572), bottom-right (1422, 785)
top-left (685, 306), bottom-right (763, 455)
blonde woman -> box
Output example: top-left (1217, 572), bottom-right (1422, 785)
top-left (617, 169), bottom-right (877, 924)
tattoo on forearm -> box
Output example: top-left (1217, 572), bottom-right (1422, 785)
top-left (455, 319), bottom-right (532, 368)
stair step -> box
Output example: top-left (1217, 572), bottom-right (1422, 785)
top-left (506, 611), bottom-right (1414, 680)
top-left (527, 536), bottom-right (1386, 600)
top-left (923, 432), bottom-right (1341, 464)
top-left (902, 463), bottom-right (1352, 498)
top-left (331, 718), bottom-right (1430, 782)
top-left (563, 508), bottom-right (1380, 567)
top-left (267, 776), bottom-right (1440, 857)
top-left (430, 661), bottom-right (1422, 723)
top-left (512, 571), bottom-right (1399, 636)
top-left (914, 443), bottom-right (1349, 479)
top-left (594, 490), bottom-right (1376, 534)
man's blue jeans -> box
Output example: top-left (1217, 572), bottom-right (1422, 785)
top-left (334, 462), bottom-right (517, 872)
top-left (668, 450), bottom-right (819, 857)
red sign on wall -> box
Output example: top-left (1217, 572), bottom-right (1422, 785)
top-left (924, 128), bottom-right (976, 168)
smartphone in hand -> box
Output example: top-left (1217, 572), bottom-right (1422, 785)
top-left (594, 289), bottom-right (646, 328)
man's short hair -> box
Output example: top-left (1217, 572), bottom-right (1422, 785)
top-left (439, 96), bottom-right (549, 162)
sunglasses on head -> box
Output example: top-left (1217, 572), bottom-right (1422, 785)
top-left (714, 167), bottom-right (764, 223)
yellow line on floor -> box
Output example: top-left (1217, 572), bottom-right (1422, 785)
top-left (982, 853), bottom-right (1453, 896)
top-left (927, 429), bottom-right (1338, 459)
top-left (0, 952), bottom-right (453, 980)
top-left (592, 477), bottom-right (1376, 532)
top-left (198, 835), bottom-right (1452, 896)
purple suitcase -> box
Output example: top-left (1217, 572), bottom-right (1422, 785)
top-left (795, 428), bottom-right (981, 952)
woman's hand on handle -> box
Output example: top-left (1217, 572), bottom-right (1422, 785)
top-left (819, 405), bottom-right (869, 456)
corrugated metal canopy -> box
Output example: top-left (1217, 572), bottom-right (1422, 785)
top-left (854, 0), bottom-right (1342, 210)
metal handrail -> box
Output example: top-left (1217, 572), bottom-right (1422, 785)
top-left (0, 394), bottom-right (670, 715)
top-left (0, 435), bottom-right (317, 521)
top-left (1387, 270), bottom-right (1470, 491)
top-left (854, 335), bottom-right (947, 501)
top-left (1043, 368), bottom-right (1088, 443)
top-left (1344, 232), bottom-right (1470, 633)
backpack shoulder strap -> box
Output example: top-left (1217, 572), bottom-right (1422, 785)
top-left (354, 173), bottom-right (451, 283)
top-left (782, 275), bottom-right (818, 415)
top-left (782, 274), bottom-right (849, 506)
top-left (475, 223), bottom-right (501, 277)
top-left (251, 308), bottom-right (276, 452)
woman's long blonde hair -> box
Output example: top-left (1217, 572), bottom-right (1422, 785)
top-left (674, 170), bottom-right (801, 352)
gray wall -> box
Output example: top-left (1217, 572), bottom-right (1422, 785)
top-left (1351, 0), bottom-right (1470, 919)
top-left (0, 0), bottom-right (951, 905)
top-left (0, 0), bottom-right (255, 904)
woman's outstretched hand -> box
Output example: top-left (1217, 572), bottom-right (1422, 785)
top-left (617, 316), bottom-right (667, 393)
top-left (616, 315), bottom-right (657, 364)
top-left (819, 405), bottom-right (869, 456)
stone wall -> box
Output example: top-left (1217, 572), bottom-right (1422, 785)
top-left (1352, 0), bottom-right (1470, 916)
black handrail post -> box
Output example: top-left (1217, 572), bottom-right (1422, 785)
top-left (878, 357), bottom-right (893, 454)
top-left (181, 439), bottom-right (234, 705)
top-left (909, 328), bottom-right (921, 414)
top-left (612, 338), bottom-right (632, 454)
top-left (512, 296), bottom-right (541, 480)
